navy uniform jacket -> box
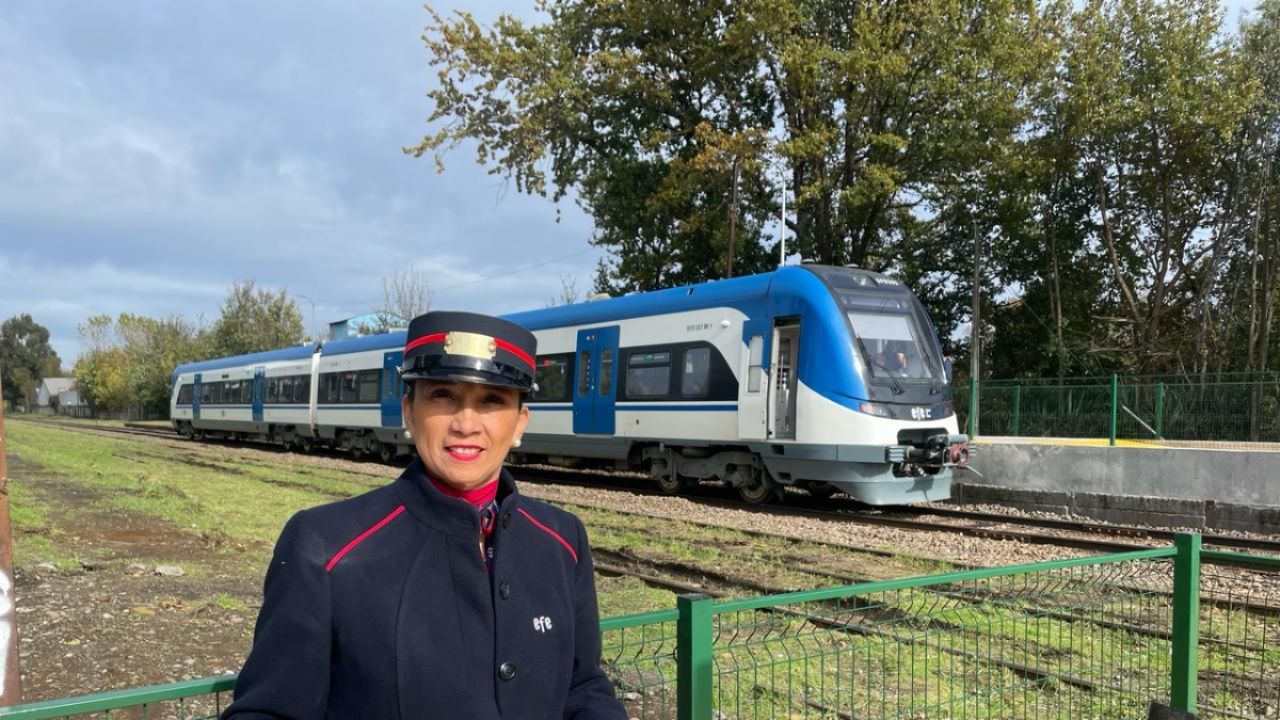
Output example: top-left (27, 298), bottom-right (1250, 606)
top-left (223, 459), bottom-right (627, 720)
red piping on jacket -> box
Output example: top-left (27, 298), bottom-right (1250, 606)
top-left (517, 508), bottom-right (578, 564)
top-left (326, 505), bottom-right (406, 572)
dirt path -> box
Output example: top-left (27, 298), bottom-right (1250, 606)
top-left (10, 455), bottom-right (262, 701)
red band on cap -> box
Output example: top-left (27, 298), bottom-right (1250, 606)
top-left (404, 332), bottom-right (535, 372)
top-left (495, 338), bottom-right (535, 371)
top-left (404, 332), bottom-right (448, 353)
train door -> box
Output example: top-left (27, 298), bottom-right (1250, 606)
top-left (252, 367), bottom-right (266, 423)
top-left (737, 332), bottom-right (768, 440)
top-left (572, 326), bottom-right (619, 435)
top-left (770, 321), bottom-right (800, 439)
top-left (193, 374), bottom-right (202, 420)
top-left (381, 351), bottom-right (404, 427)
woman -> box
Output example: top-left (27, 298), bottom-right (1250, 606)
top-left (223, 311), bottom-right (626, 720)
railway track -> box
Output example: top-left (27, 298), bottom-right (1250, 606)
top-left (22, 418), bottom-right (1280, 558)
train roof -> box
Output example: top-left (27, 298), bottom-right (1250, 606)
top-left (320, 331), bottom-right (407, 357)
top-left (172, 343), bottom-right (319, 379)
top-left (502, 264), bottom-right (903, 331)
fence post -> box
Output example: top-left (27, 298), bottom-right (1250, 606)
top-left (677, 593), bottom-right (713, 720)
top-left (1155, 383), bottom-right (1166, 439)
top-left (1012, 385), bottom-right (1022, 436)
top-left (0, 377), bottom-right (20, 707)
top-left (1109, 374), bottom-right (1119, 446)
top-left (968, 377), bottom-right (979, 438)
top-left (1170, 533), bottom-right (1201, 714)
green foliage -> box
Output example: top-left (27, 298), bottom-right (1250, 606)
top-left (411, 0), bottom-right (1280, 378)
top-left (208, 280), bottom-right (304, 358)
top-left (0, 314), bottom-right (62, 410)
top-left (75, 314), bottom-right (206, 416)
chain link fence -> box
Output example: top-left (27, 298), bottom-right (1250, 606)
top-left (955, 373), bottom-right (1280, 449)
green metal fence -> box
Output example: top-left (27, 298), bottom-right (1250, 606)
top-left (2, 535), bottom-right (1277, 719)
top-left (955, 373), bottom-right (1280, 448)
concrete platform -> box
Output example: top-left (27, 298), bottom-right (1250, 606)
top-left (959, 440), bottom-right (1280, 534)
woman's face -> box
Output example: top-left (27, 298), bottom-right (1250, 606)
top-left (402, 380), bottom-right (530, 492)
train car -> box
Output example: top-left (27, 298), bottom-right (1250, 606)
top-left (311, 332), bottom-right (411, 461)
top-left (169, 263), bottom-right (965, 505)
top-left (171, 344), bottom-right (320, 441)
top-left (505, 263), bottom-right (966, 505)
top-left (170, 335), bottom-right (415, 461)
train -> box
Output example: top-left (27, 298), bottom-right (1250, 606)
top-left (170, 264), bottom-right (968, 504)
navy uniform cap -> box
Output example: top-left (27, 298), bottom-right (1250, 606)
top-left (401, 311), bottom-right (537, 394)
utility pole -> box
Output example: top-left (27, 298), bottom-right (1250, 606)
top-left (296, 294), bottom-right (317, 343)
top-left (971, 219), bottom-right (982, 435)
top-left (779, 176), bottom-right (787, 267)
top-left (0, 375), bottom-right (22, 707)
top-left (727, 157), bottom-right (740, 279)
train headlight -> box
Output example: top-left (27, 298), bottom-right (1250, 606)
top-left (859, 401), bottom-right (890, 417)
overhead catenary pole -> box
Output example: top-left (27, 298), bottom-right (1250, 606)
top-left (971, 218), bottom-right (982, 435)
top-left (779, 176), bottom-right (787, 267)
top-left (0, 375), bottom-right (22, 707)
top-left (727, 156), bottom-right (740, 279)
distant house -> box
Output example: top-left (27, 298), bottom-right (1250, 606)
top-left (328, 312), bottom-right (409, 341)
top-left (36, 377), bottom-right (77, 412)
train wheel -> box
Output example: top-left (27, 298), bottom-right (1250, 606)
top-left (737, 481), bottom-right (774, 505)
top-left (378, 443), bottom-right (396, 464)
top-left (656, 473), bottom-right (685, 495)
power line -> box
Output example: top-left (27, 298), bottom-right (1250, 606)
top-left (322, 246), bottom-right (601, 312)
top-left (432, 247), bottom-right (599, 295)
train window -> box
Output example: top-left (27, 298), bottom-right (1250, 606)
top-left (681, 348), bottom-right (710, 398)
top-left (599, 349), bottom-right (614, 397)
top-left (533, 355), bottom-right (571, 402)
top-left (243, 380), bottom-right (253, 403)
top-left (626, 352), bottom-right (670, 398)
top-left (358, 370), bottom-right (380, 404)
top-left (341, 372), bottom-right (360, 403)
top-left (201, 384), bottom-right (212, 404)
top-left (209, 382), bottom-right (224, 405)
top-left (225, 381), bottom-right (241, 405)
top-left (577, 351), bottom-right (591, 397)
top-left (747, 335), bottom-right (764, 393)
top-left (323, 373), bottom-right (340, 404)
top-left (266, 379), bottom-right (278, 404)
top-left (294, 375), bottom-right (311, 404)
top-left (177, 384), bottom-right (193, 405)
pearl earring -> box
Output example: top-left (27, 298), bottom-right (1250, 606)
top-left (513, 438), bottom-right (522, 448)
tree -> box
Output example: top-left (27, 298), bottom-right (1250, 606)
top-left (411, 0), bottom-right (1052, 293)
top-left (0, 314), bottom-right (61, 410)
top-left (208, 281), bottom-right (304, 357)
top-left (545, 271), bottom-right (581, 307)
top-left (1053, 0), bottom-right (1253, 371)
top-left (74, 314), bottom-right (206, 416)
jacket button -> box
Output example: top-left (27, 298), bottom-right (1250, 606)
top-left (498, 662), bottom-right (516, 681)
top-left (499, 581), bottom-right (510, 599)
top-left (502, 512), bottom-right (511, 529)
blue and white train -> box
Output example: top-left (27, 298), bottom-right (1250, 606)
top-left (170, 264), bottom-right (968, 504)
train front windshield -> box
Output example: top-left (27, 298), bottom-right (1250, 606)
top-left (846, 308), bottom-right (944, 382)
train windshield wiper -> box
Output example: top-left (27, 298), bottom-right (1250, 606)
top-left (855, 337), bottom-right (904, 395)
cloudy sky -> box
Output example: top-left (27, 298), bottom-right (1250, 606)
top-left (0, 0), bottom-right (605, 365)
top-left (0, 1), bottom-right (1260, 366)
